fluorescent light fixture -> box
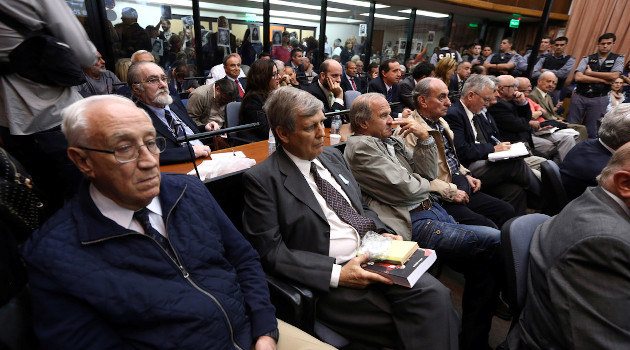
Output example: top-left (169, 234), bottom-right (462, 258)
top-left (271, 10), bottom-right (320, 20)
top-left (247, 0), bottom-right (349, 12)
top-left (360, 13), bottom-right (407, 20)
top-left (328, 0), bottom-right (389, 8)
top-left (398, 9), bottom-right (449, 18)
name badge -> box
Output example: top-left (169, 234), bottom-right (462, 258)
top-left (338, 174), bottom-right (350, 185)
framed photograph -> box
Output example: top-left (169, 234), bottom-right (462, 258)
top-left (398, 38), bottom-right (406, 54)
top-left (427, 31), bottom-right (435, 44)
top-left (272, 29), bottom-right (283, 46)
top-left (358, 24), bottom-right (367, 37)
top-left (181, 15), bottom-right (193, 27)
top-left (161, 5), bottom-right (172, 20)
top-left (217, 28), bottom-right (230, 47)
top-left (249, 24), bottom-right (261, 43)
top-left (412, 39), bottom-right (423, 54)
top-left (151, 38), bottom-right (163, 56)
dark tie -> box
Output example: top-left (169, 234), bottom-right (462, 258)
top-left (472, 114), bottom-right (487, 143)
top-left (386, 88), bottom-right (392, 103)
top-left (310, 163), bottom-right (376, 237)
top-left (350, 77), bottom-right (357, 91)
top-left (458, 80), bottom-right (464, 92)
top-left (164, 109), bottom-right (185, 139)
top-left (134, 208), bottom-right (175, 259)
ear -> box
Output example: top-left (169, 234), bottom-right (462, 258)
top-left (613, 171), bottom-right (630, 200)
top-left (418, 96), bottom-right (428, 109)
top-left (67, 147), bottom-right (95, 179)
top-left (275, 126), bottom-right (291, 145)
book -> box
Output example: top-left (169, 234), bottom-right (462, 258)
top-left (379, 240), bottom-right (418, 265)
top-left (487, 142), bottom-right (529, 162)
top-left (362, 248), bottom-right (437, 288)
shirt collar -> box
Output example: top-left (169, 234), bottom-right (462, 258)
top-left (89, 183), bottom-right (162, 230)
top-left (318, 79), bottom-right (331, 97)
top-left (599, 139), bottom-right (616, 154)
top-left (284, 149), bottom-right (324, 177)
top-left (460, 100), bottom-right (475, 121)
top-left (535, 86), bottom-right (548, 98)
top-left (601, 187), bottom-right (630, 218)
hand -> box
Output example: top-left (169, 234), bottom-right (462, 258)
top-left (391, 118), bottom-right (430, 141)
top-left (205, 121), bottom-right (220, 131)
top-left (555, 101), bottom-right (564, 108)
top-left (381, 233), bottom-right (403, 241)
top-left (186, 87), bottom-right (195, 93)
top-left (466, 174), bottom-right (481, 193)
top-left (192, 144), bottom-right (211, 158)
top-left (339, 254), bottom-right (393, 289)
top-left (254, 336), bottom-right (276, 350)
top-left (401, 108), bottom-right (412, 118)
top-left (532, 110), bottom-right (543, 119)
top-left (513, 91), bottom-right (526, 104)
top-left (529, 120), bottom-right (541, 131)
top-left (585, 65), bottom-right (593, 74)
top-left (453, 190), bottom-right (469, 204)
top-left (494, 142), bottom-right (511, 152)
top-left (327, 76), bottom-right (343, 98)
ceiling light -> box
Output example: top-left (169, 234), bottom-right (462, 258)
top-left (360, 13), bottom-right (406, 20)
top-left (328, 0), bottom-right (389, 9)
top-left (398, 9), bottom-right (449, 18)
top-left (247, 0), bottom-right (349, 12)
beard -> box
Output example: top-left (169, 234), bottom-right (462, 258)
top-left (153, 89), bottom-right (173, 106)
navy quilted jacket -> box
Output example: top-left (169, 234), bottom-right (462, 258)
top-left (21, 173), bottom-right (276, 349)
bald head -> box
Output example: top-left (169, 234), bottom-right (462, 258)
top-left (497, 75), bottom-right (516, 100)
top-left (598, 141), bottom-right (630, 209)
top-left (516, 77), bottom-right (532, 96)
top-left (537, 71), bottom-right (558, 93)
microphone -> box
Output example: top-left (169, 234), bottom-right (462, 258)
top-left (176, 122), bottom-right (261, 143)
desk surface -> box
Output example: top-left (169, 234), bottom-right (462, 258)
top-left (160, 127), bottom-right (350, 175)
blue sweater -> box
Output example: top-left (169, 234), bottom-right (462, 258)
top-left (21, 173), bottom-right (276, 349)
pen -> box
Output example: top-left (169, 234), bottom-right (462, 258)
top-left (490, 136), bottom-right (501, 145)
top-left (232, 148), bottom-right (236, 156)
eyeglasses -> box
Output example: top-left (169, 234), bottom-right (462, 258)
top-left (135, 75), bottom-right (169, 86)
top-left (472, 91), bottom-right (493, 104)
top-left (78, 137), bottom-right (166, 163)
top-left (498, 84), bottom-right (517, 89)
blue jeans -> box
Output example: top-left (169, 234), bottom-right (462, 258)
top-left (411, 202), bottom-right (499, 259)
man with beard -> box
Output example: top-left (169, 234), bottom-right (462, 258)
top-left (76, 51), bottom-right (122, 97)
top-left (303, 59), bottom-right (346, 126)
top-left (129, 62), bottom-right (211, 164)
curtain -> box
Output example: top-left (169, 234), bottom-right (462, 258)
top-left (565, 0), bottom-right (630, 81)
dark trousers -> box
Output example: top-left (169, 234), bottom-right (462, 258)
top-left (317, 273), bottom-right (459, 350)
top-left (0, 126), bottom-right (83, 216)
top-left (442, 174), bottom-right (516, 229)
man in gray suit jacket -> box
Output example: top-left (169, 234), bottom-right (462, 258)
top-left (508, 142), bottom-right (630, 349)
top-left (242, 87), bottom-right (459, 350)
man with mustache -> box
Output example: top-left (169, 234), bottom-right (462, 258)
top-left (130, 61), bottom-right (211, 164)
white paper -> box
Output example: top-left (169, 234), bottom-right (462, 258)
top-left (488, 142), bottom-right (529, 162)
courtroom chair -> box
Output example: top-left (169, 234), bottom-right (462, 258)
top-left (344, 90), bottom-right (361, 109)
top-left (225, 101), bottom-right (242, 128)
top-left (500, 213), bottom-right (550, 326)
top-left (540, 160), bottom-right (569, 216)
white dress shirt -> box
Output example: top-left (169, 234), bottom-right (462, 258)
top-left (285, 150), bottom-right (361, 288)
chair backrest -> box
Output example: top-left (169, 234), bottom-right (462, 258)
top-left (540, 160), bottom-right (569, 215)
top-left (501, 213), bottom-right (550, 321)
top-left (344, 90), bottom-right (361, 108)
top-left (225, 101), bottom-right (241, 128)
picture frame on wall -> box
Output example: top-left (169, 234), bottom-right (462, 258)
top-left (398, 38), bottom-right (406, 54)
top-left (249, 24), bottom-right (261, 43)
top-left (272, 29), bottom-right (283, 46)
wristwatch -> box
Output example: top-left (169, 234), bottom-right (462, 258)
top-left (262, 328), bottom-right (279, 342)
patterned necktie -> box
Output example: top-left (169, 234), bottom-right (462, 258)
top-left (386, 88), bottom-right (392, 103)
top-left (472, 114), bottom-right (487, 143)
top-left (310, 162), bottom-right (376, 236)
top-left (164, 109), bottom-right (185, 139)
top-left (134, 208), bottom-right (175, 259)
top-left (350, 77), bottom-right (357, 91)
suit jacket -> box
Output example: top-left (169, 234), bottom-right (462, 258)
top-left (340, 74), bottom-right (364, 94)
top-left (303, 81), bottom-right (346, 127)
top-left (444, 100), bottom-right (497, 167)
top-left (448, 74), bottom-right (465, 101)
top-left (367, 76), bottom-right (403, 115)
top-left (528, 88), bottom-right (560, 120)
top-left (560, 139), bottom-right (612, 200)
top-left (488, 97), bottom-right (534, 147)
top-left (241, 147), bottom-right (391, 292)
top-left (398, 75), bottom-right (416, 110)
top-left (344, 134), bottom-right (438, 240)
top-left (509, 186), bottom-right (630, 349)
top-left (136, 101), bottom-right (204, 165)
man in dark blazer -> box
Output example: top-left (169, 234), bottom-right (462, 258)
top-left (560, 105), bottom-right (630, 200)
top-left (367, 58), bottom-right (403, 115)
top-left (304, 59), bottom-right (346, 126)
top-left (444, 74), bottom-right (541, 215)
top-left (340, 61), bottom-right (364, 93)
top-left (448, 61), bottom-right (471, 102)
top-left (508, 143), bottom-right (630, 349)
top-left (399, 61), bottom-right (434, 110)
top-left (242, 87), bottom-right (459, 350)
top-left (286, 48), bottom-right (308, 85)
top-left (128, 62), bottom-right (211, 164)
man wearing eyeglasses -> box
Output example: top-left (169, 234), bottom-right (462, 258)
top-left (20, 94), bottom-right (336, 350)
top-left (444, 74), bottom-right (542, 215)
top-left (129, 61), bottom-right (211, 164)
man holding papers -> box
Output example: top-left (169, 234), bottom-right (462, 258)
top-left (444, 74), bottom-right (542, 215)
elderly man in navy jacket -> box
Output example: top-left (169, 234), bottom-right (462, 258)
top-left (20, 95), bottom-right (335, 350)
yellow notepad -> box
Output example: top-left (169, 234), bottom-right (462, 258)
top-left (380, 241), bottom-right (419, 265)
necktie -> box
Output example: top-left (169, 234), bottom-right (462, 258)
top-left (164, 109), bottom-right (185, 139)
top-left (310, 163), bottom-right (376, 237)
top-left (472, 114), bottom-right (487, 143)
top-left (134, 208), bottom-right (175, 259)
top-left (458, 80), bottom-right (464, 93)
top-left (329, 92), bottom-right (335, 107)
top-left (235, 79), bottom-right (244, 98)
top-left (386, 88), bottom-right (392, 103)
top-left (350, 77), bottom-right (357, 91)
